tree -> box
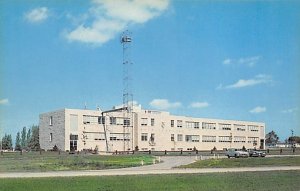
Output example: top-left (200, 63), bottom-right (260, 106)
top-left (28, 125), bottom-right (40, 151)
top-left (15, 132), bottom-right (21, 151)
top-left (1, 134), bottom-right (13, 150)
top-left (26, 128), bottom-right (31, 146)
top-left (21, 126), bottom-right (27, 149)
top-left (265, 130), bottom-right (279, 145)
top-left (288, 136), bottom-right (300, 144)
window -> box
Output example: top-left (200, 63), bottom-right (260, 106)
top-left (124, 118), bottom-right (130, 126)
top-left (151, 118), bottom-right (155, 126)
top-left (116, 117), bottom-right (123, 125)
top-left (202, 135), bottom-right (216, 142)
top-left (50, 133), bottom-right (53, 142)
top-left (110, 117), bottom-right (116, 125)
top-left (141, 133), bottom-right (148, 141)
top-left (186, 122), bottom-right (194, 128)
top-left (185, 135), bottom-right (200, 142)
top-left (248, 137), bottom-right (259, 144)
top-left (150, 133), bottom-right (155, 142)
top-left (171, 134), bottom-right (174, 141)
top-left (234, 136), bottom-right (246, 143)
top-left (98, 116), bottom-right (105, 124)
top-left (177, 120), bottom-right (183, 128)
top-left (177, 134), bottom-right (183, 141)
top-left (248, 125), bottom-right (259, 132)
top-left (70, 134), bottom-right (78, 140)
top-left (219, 136), bottom-right (231, 142)
top-left (141, 118), bottom-right (148, 126)
top-left (171, 120), bottom-right (174, 127)
top-left (194, 122), bottom-right (199, 129)
top-left (202, 122), bottom-right (216, 130)
top-left (110, 133), bottom-right (130, 141)
top-left (234, 124), bottom-right (246, 131)
top-left (49, 116), bottom-right (53, 126)
top-left (83, 115), bottom-right (99, 124)
top-left (219, 123), bottom-right (231, 130)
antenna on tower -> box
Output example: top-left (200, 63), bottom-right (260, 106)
top-left (121, 30), bottom-right (133, 151)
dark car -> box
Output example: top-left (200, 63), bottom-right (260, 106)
top-left (248, 149), bottom-right (266, 157)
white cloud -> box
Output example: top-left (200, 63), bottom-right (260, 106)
top-left (0, 98), bottom-right (9, 105)
top-left (65, 0), bottom-right (170, 46)
top-left (219, 74), bottom-right (272, 89)
top-left (149, 99), bottom-right (181, 110)
top-left (25, 7), bottom-right (49, 23)
top-left (223, 56), bottom-right (260, 67)
top-left (190, 102), bottom-right (209, 108)
top-left (249, 106), bottom-right (266, 114)
top-left (223, 59), bottom-right (232, 65)
top-left (282, 107), bottom-right (298, 113)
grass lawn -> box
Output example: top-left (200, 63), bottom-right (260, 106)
top-left (0, 171), bottom-right (300, 191)
top-left (0, 152), bottom-right (154, 172)
top-left (180, 156), bottom-right (300, 168)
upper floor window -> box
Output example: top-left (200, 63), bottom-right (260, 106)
top-left (234, 124), bottom-right (246, 131)
top-left (186, 121), bottom-right (194, 128)
top-left (177, 134), bottom-right (183, 141)
top-left (141, 118), bottom-right (148, 126)
top-left (151, 118), bottom-right (155, 126)
top-left (171, 120), bottom-right (174, 127)
top-left (177, 120), bottom-right (183, 128)
top-left (202, 135), bottom-right (216, 142)
top-left (141, 133), bottom-right (148, 141)
top-left (248, 125), bottom-right (259, 132)
top-left (49, 116), bottom-right (53, 126)
top-left (171, 134), bottom-right (174, 141)
top-left (202, 122), bottom-right (216, 130)
top-left (219, 123), bottom-right (231, 131)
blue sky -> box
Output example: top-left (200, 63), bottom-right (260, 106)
top-left (1, 0), bottom-right (299, 141)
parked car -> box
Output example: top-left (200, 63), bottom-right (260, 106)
top-left (226, 148), bottom-right (249, 158)
top-left (248, 149), bottom-right (266, 157)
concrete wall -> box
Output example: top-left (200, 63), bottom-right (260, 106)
top-left (39, 109), bottom-right (65, 151)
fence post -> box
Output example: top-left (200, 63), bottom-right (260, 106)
top-left (200, 155), bottom-right (203, 160)
top-left (153, 159), bottom-right (156, 164)
top-left (214, 154), bottom-right (216, 159)
top-left (158, 156), bottom-right (161, 163)
top-left (141, 160), bottom-right (144, 166)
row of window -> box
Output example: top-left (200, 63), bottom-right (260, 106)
top-left (140, 133), bottom-right (259, 143)
top-left (169, 120), bottom-right (260, 132)
top-left (82, 115), bottom-right (130, 126)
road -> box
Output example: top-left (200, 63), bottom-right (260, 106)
top-left (1, 155), bottom-right (299, 178)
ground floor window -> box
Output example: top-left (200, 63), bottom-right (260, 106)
top-left (70, 134), bottom-right (78, 151)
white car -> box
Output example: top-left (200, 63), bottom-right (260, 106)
top-left (226, 148), bottom-right (249, 158)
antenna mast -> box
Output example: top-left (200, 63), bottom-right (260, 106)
top-left (121, 30), bottom-right (133, 151)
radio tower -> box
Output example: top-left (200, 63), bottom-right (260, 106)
top-left (121, 30), bottom-right (133, 151)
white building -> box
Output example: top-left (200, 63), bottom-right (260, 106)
top-left (39, 105), bottom-right (265, 152)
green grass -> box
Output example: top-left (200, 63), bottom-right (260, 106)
top-left (1, 171), bottom-right (300, 191)
top-left (180, 156), bottom-right (300, 168)
top-left (0, 152), bottom-right (154, 172)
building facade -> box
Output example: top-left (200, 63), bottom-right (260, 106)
top-left (39, 105), bottom-right (265, 152)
